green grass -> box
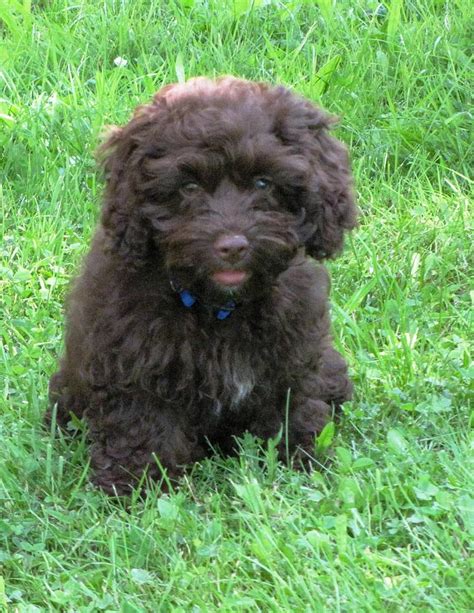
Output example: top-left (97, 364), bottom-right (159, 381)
top-left (1, 0), bottom-right (472, 610)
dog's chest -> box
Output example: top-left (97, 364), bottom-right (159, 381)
top-left (195, 334), bottom-right (266, 416)
top-left (210, 375), bottom-right (255, 417)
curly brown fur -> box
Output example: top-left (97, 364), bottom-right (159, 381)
top-left (48, 77), bottom-right (357, 495)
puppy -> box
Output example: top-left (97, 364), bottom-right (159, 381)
top-left (49, 77), bottom-right (357, 494)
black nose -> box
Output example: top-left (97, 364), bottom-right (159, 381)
top-left (214, 234), bottom-right (249, 263)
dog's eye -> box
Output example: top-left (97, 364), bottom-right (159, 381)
top-left (254, 177), bottom-right (272, 190)
top-left (181, 181), bottom-right (200, 193)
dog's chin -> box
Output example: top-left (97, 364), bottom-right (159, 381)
top-left (211, 270), bottom-right (249, 290)
top-left (171, 262), bottom-right (286, 304)
top-left (207, 270), bottom-right (251, 302)
top-left (169, 266), bottom-right (250, 301)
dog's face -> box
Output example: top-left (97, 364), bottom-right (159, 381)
top-left (99, 77), bottom-right (356, 301)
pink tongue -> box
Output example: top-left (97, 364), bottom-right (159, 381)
top-left (212, 271), bottom-right (247, 286)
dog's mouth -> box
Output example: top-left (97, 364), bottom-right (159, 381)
top-left (211, 270), bottom-right (249, 288)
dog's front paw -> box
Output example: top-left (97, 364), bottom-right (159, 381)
top-left (279, 398), bottom-right (331, 467)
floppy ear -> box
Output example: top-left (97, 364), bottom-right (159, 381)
top-left (271, 87), bottom-right (357, 259)
top-left (302, 124), bottom-right (357, 259)
top-left (96, 123), bottom-right (153, 268)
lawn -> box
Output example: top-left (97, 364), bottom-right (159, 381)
top-left (0, 0), bottom-right (472, 610)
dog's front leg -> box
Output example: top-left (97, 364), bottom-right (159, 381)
top-left (87, 396), bottom-right (205, 495)
top-left (280, 347), bottom-right (353, 464)
top-left (278, 395), bottom-right (331, 465)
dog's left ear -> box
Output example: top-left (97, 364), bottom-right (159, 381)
top-left (97, 123), bottom-right (152, 268)
top-left (301, 120), bottom-right (357, 259)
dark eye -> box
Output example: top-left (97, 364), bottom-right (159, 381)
top-left (181, 181), bottom-right (200, 193)
top-left (254, 177), bottom-right (272, 190)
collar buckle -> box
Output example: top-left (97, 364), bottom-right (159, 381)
top-left (170, 278), bottom-right (237, 320)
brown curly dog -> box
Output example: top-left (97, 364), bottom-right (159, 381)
top-left (48, 77), bottom-right (357, 495)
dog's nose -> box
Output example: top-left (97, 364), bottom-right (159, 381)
top-left (214, 234), bottom-right (249, 262)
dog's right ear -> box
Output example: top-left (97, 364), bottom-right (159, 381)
top-left (97, 124), bottom-right (152, 268)
top-left (301, 127), bottom-right (358, 260)
top-left (270, 87), bottom-right (357, 260)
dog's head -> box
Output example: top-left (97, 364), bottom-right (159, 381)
top-left (99, 77), bottom-right (357, 301)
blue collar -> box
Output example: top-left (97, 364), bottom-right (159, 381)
top-left (170, 281), bottom-right (237, 320)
